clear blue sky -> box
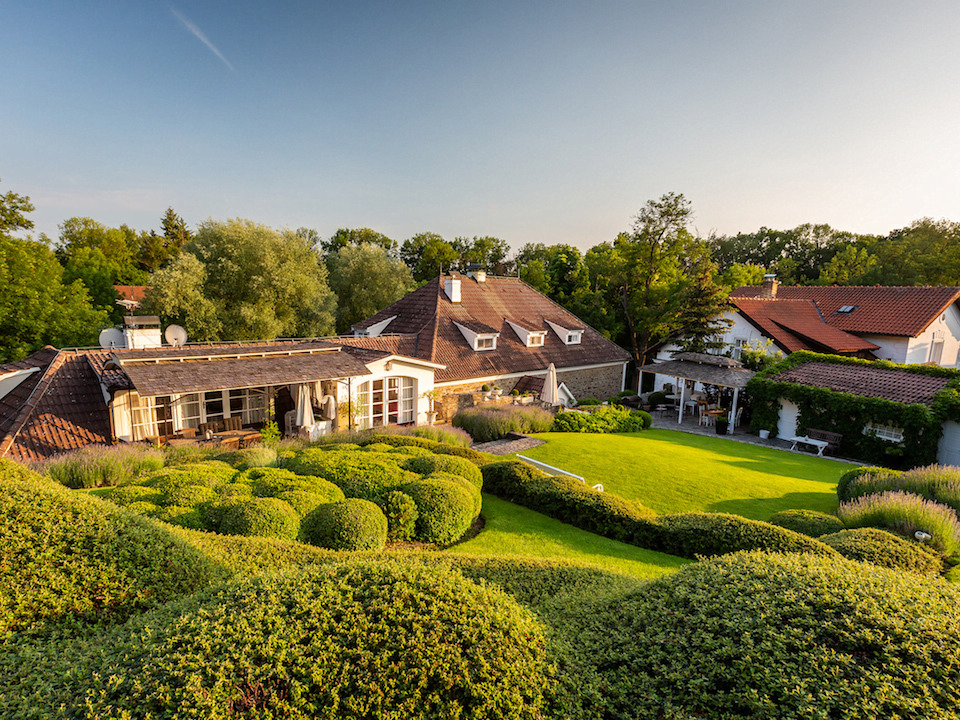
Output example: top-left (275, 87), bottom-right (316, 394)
top-left (3, 1), bottom-right (959, 251)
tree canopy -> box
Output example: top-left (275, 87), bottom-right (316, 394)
top-left (326, 243), bottom-right (415, 333)
top-left (145, 219), bottom-right (337, 341)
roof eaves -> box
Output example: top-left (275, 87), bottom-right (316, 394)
top-left (0, 349), bottom-right (66, 458)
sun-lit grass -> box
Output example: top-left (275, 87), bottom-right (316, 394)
top-left (451, 494), bottom-right (689, 580)
top-left (515, 429), bottom-right (849, 521)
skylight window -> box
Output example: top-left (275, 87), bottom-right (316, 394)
top-left (836, 305), bottom-right (857, 314)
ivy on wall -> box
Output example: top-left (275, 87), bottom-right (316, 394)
top-left (747, 351), bottom-right (960, 468)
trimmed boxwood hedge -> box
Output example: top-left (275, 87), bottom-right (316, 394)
top-left (276, 489), bottom-right (331, 518)
top-left (300, 498), bottom-right (388, 550)
top-left (0, 459), bottom-right (221, 635)
top-left (482, 460), bottom-right (835, 559)
top-left (403, 479), bottom-right (476, 545)
top-left (216, 482), bottom-right (253, 500)
top-left (150, 504), bottom-right (205, 530)
top-left (161, 482), bottom-right (218, 508)
top-left (426, 472), bottom-right (482, 518)
top-left (552, 405), bottom-right (652, 434)
top-left (583, 551), bottom-right (960, 719)
top-left (404, 453), bottom-right (483, 489)
top-left (767, 509), bottom-right (845, 537)
top-left (819, 528), bottom-right (943, 575)
top-left (16, 562), bottom-right (552, 720)
top-left (482, 460), bottom-right (654, 543)
top-left (286, 448), bottom-right (417, 499)
top-left (105, 483), bottom-right (162, 507)
top-left (241, 466), bottom-right (345, 502)
top-left (361, 433), bottom-right (492, 466)
top-left (217, 497), bottom-right (300, 541)
top-left (143, 461), bottom-right (238, 491)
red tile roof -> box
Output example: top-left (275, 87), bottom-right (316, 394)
top-left (113, 285), bottom-right (153, 303)
top-left (0, 350), bottom-right (112, 462)
top-left (773, 361), bottom-right (951, 406)
top-left (731, 297), bottom-right (879, 355)
top-left (0, 347), bottom-right (60, 441)
top-left (347, 275), bottom-right (630, 383)
top-left (731, 285), bottom-right (960, 337)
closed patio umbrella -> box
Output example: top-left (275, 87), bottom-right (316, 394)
top-left (542, 363), bottom-right (559, 406)
top-left (295, 383), bottom-right (314, 428)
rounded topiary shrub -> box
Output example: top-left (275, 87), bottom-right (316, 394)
top-left (300, 498), bottom-right (388, 551)
top-left (106, 484), bottom-right (162, 507)
top-left (363, 442), bottom-right (396, 453)
top-left (767, 509), bottom-right (844, 537)
top-left (403, 479), bottom-right (475, 545)
top-left (123, 500), bottom-right (161, 516)
top-left (390, 445), bottom-right (434, 457)
top-left (586, 552), bottom-right (960, 720)
top-left (217, 497), bottom-right (300, 540)
top-left (161, 483), bottom-right (218, 508)
top-left (143, 461), bottom-right (238, 491)
top-left (404, 454), bottom-right (483, 489)
top-left (287, 448), bottom-right (416, 499)
top-left (0, 459), bottom-right (219, 635)
top-left (820, 527), bottom-right (943, 575)
top-left (276, 490), bottom-right (331, 518)
top-left (48, 563), bottom-right (551, 719)
top-left (240, 466), bottom-right (345, 503)
top-left (150, 504), bottom-right (205, 530)
top-left (215, 482), bottom-right (253, 500)
top-left (378, 490), bottom-right (419, 542)
top-left (425, 472), bottom-right (482, 518)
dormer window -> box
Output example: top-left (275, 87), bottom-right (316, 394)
top-left (454, 321), bottom-right (499, 352)
top-left (546, 320), bottom-right (583, 345)
top-left (566, 331), bottom-right (582, 345)
top-left (528, 332), bottom-right (545, 348)
top-left (507, 320), bottom-right (547, 348)
top-left (476, 335), bottom-right (497, 351)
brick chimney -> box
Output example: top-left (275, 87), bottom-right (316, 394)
top-left (760, 274), bottom-right (779, 299)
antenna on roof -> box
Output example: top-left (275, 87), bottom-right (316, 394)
top-left (115, 298), bottom-right (140, 316)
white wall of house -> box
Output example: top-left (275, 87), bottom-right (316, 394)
top-left (357, 356), bottom-right (437, 426)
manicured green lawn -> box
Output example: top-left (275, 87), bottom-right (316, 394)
top-left (451, 493), bottom-right (689, 580)
top-left (516, 430), bottom-right (850, 521)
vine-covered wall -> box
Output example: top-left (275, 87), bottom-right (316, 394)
top-left (747, 351), bottom-right (960, 468)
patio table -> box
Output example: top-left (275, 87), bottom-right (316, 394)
top-left (788, 435), bottom-right (829, 456)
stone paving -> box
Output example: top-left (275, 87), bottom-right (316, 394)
top-left (472, 433), bottom-right (546, 455)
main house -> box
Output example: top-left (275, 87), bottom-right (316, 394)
top-left (345, 272), bottom-right (630, 418)
top-left (0, 272), bottom-right (628, 461)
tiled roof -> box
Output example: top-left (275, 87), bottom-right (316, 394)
top-left (772, 361), bottom-right (951, 405)
top-left (350, 275), bottom-right (630, 383)
top-left (731, 285), bottom-right (960, 337)
top-left (648, 358), bottom-right (755, 388)
top-left (339, 335), bottom-right (424, 363)
top-left (0, 347), bottom-right (60, 441)
top-left (1, 350), bottom-right (112, 462)
top-left (114, 285), bottom-right (152, 303)
top-left (116, 348), bottom-right (371, 397)
top-left (731, 297), bottom-right (879, 354)
top-left (513, 375), bottom-right (545, 394)
top-left (113, 340), bottom-right (337, 361)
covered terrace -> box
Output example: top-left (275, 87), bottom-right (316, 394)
top-left (641, 352), bottom-right (756, 435)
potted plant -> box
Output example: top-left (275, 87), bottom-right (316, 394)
top-left (715, 415), bottom-right (729, 435)
top-left (481, 384), bottom-right (491, 400)
top-left (758, 427), bottom-right (772, 440)
top-left (491, 385), bottom-right (503, 398)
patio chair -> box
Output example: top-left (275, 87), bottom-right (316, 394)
top-left (224, 416), bottom-right (242, 431)
top-left (698, 404), bottom-right (714, 427)
top-left (733, 406), bottom-right (744, 428)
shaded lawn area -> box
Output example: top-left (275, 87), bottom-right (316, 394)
top-left (451, 493), bottom-right (688, 580)
top-left (516, 429), bottom-right (849, 521)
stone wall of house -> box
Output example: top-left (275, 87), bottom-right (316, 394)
top-left (435, 379), bottom-right (525, 423)
top-left (556, 364), bottom-right (625, 402)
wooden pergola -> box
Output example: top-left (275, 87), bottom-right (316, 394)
top-left (641, 352), bottom-right (755, 435)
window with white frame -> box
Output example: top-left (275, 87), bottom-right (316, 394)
top-left (476, 335), bottom-right (497, 351)
top-left (863, 423), bottom-right (905, 443)
top-left (130, 394), bottom-right (174, 440)
top-left (930, 332), bottom-right (945, 365)
top-left (565, 331), bottom-right (582, 345)
top-left (731, 337), bottom-right (748, 360)
top-left (527, 332), bottom-right (545, 348)
top-left (356, 377), bottom-right (415, 428)
top-left (229, 387), bottom-right (268, 425)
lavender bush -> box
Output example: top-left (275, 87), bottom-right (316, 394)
top-left (846, 464), bottom-right (960, 516)
top-left (39, 444), bottom-right (164, 489)
top-left (838, 490), bottom-right (960, 555)
top-left (452, 406), bottom-right (554, 443)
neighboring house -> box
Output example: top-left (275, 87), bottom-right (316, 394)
top-left (649, 276), bottom-right (960, 393)
top-left (346, 272), bottom-right (631, 417)
top-left (731, 278), bottom-right (960, 366)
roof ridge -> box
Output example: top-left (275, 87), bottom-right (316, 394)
top-left (0, 349), bottom-right (66, 458)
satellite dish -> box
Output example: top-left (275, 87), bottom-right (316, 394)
top-left (98, 328), bottom-right (125, 350)
top-left (164, 324), bottom-right (188, 347)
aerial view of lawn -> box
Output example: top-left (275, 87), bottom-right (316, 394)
top-left (517, 429), bottom-right (850, 521)
top-left (451, 494), bottom-right (689, 580)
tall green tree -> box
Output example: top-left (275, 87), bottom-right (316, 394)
top-left (673, 254), bottom-right (732, 354)
top-left (0, 184), bottom-right (106, 360)
top-left (321, 227), bottom-right (397, 258)
top-left (400, 232), bottom-right (459, 282)
top-left (145, 218), bottom-right (337, 341)
top-left (326, 243), bottom-right (415, 333)
top-left (816, 245), bottom-right (878, 285)
top-left (452, 236), bottom-right (513, 275)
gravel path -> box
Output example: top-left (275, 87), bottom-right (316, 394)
top-left (472, 434), bottom-right (545, 455)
